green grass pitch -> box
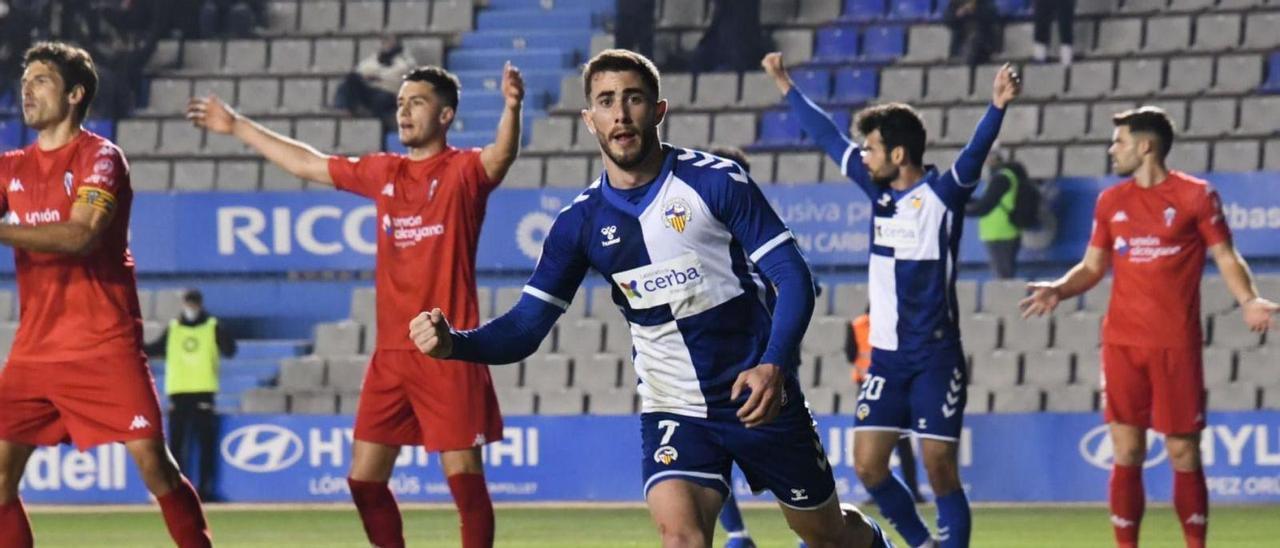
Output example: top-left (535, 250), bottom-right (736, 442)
top-left (28, 504), bottom-right (1279, 547)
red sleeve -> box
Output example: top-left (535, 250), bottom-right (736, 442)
top-left (327, 154), bottom-right (393, 198)
top-left (1195, 186), bottom-right (1231, 248)
top-left (73, 143), bottom-right (127, 214)
top-left (0, 155), bottom-right (10, 214)
top-left (459, 149), bottom-right (497, 195)
top-left (1087, 191), bottom-right (1112, 250)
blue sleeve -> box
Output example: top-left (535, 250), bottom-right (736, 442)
top-left (786, 88), bottom-right (876, 199)
top-left (448, 207), bottom-right (590, 364)
top-left (754, 242), bottom-right (815, 372)
top-left (450, 294), bottom-right (562, 365)
top-left (702, 169), bottom-right (792, 263)
top-left (933, 103), bottom-right (1005, 208)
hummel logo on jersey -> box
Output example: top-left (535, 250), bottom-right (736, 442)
top-left (1112, 210), bottom-right (1128, 222)
top-left (1110, 515), bottom-right (1136, 528)
top-left (381, 183), bottom-right (394, 197)
top-left (790, 488), bottom-right (808, 502)
top-left (1185, 513), bottom-right (1206, 525)
top-left (7, 178), bottom-right (23, 192)
top-left (601, 225), bottom-right (621, 247)
top-left (877, 193), bottom-right (892, 207)
top-left (129, 415), bottom-right (151, 431)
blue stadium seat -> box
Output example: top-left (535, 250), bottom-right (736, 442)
top-left (459, 30), bottom-right (594, 53)
top-left (450, 130), bottom-right (496, 149)
top-left (832, 68), bottom-right (878, 103)
top-left (814, 26), bottom-right (860, 62)
top-left (1262, 52), bottom-right (1280, 94)
top-left (994, 0), bottom-right (1030, 16)
top-left (792, 67), bottom-right (832, 101)
top-left (0, 90), bottom-right (14, 114)
top-left (861, 25), bottom-right (906, 60)
top-left (757, 109), bottom-right (803, 146)
top-left (0, 118), bottom-right (23, 151)
top-left (889, 0), bottom-right (936, 20)
top-left (485, 0), bottom-right (615, 15)
top-left (475, 9), bottom-right (594, 31)
top-left (385, 131), bottom-right (406, 154)
top-left (447, 47), bottom-right (573, 72)
top-left (841, 0), bottom-right (885, 22)
top-left (84, 118), bottom-right (115, 141)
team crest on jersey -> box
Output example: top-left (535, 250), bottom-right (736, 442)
top-left (662, 198), bottom-right (693, 233)
top-left (382, 214), bottom-right (393, 235)
top-left (653, 446), bottom-right (678, 465)
top-left (1113, 236), bottom-right (1129, 256)
top-left (64, 171), bottom-right (74, 196)
top-left (1163, 207), bottom-right (1176, 227)
top-left (856, 403), bottom-right (870, 420)
top-left (910, 195), bottom-right (923, 209)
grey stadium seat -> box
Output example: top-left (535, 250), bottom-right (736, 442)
top-left (261, 163), bottom-right (304, 191)
top-left (588, 388), bottom-right (636, 415)
top-left (430, 0), bottom-right (474, 32)
top-left (193, 78), bottom-right (236, 104)
top-left (604, 318), bottom-right (631, 355)
top-left (538, 388), bottom-right (586, 415)
top-left (956, 279), bottom-right (978, 315)
top-left (503, 157), bottom-right (543, 188)
top-left (1167, 0), bottom-right (1213, 11)
top-left (574, 354), bottom-right (621, 391)
top-left (1267, 140), bottom-right (1280, 172)
top-left (738, 72), bottom-right (779, 108)
top-left (1202, 348), bottom-right (1234, 388)
top-left (241, 389), bottom-right (288, 413)
top-left (386, 1), bottom-right (429, 32)
top-left (804, 387), bottom-right (839, 415)
top-left (295, 118), bottom-right (337, 149)
top-left (522, 355), bottom-right (571, 392)
top-left (999, 23), bottom-right (1035, 60)
top-left (1192, 14), bottom-right (1241, 52)
top-left (146, 78), bottom-right (192, 113)
top-left (282, 78), bottom-right (327, 114)
top-left (991, 386), bottom-right (1043, 413)
top-left (903, 25), bottom-right (949, 63)
top-left (694, 73), bottom-right (738, 109)
top-left (814, 355), bottom-right (851, 389)
top-left (544, 157), bottom-right (589, 187)
top-left (1086, 101), bottom-right (1137, 141)
top-left (1120, 0), bottom-right (1165, 14)
top-left (1165, 57), bottom-right (1212, 95)
top-left (1185, 99), bottom-right (1237, 138)
top-left (1212, 140), bottom-right (1260, 173)
top-left (663, 74), bottom-right (694, 109)
top-left (1061, 145), bottom-right (1108, 177)
top-left (269, 40), bottom-right (311, 73)
top-left (746, 153), bottom-right (776, 183)
top-left (490, 363), bottom-right (521, 389)
top-left (152, 289), bottom-right (188, 322)
top-left (1001, 105), bottom-right (1040, 145)
top-left (349, 286), bottom-right (376, 326)
top-left (225, 40), bottom-right (268, 73)
top-left (712, 113), bottom-right (757, 148)
top-left (774, 152), bottom-right (822, 184)
top-left (290, 391), bottom-right (338, 414)
top-left (1242, 11), bottom-right (1280, 50)
top-left (117, 119), bottom-right (158, 153)
top-left (559, 319), bottom-right (604, 358)
top-left (881, 68), bottom-right (924, 103)
top-left (146, 39), bottom-right (181, 71)
top-left (215, 160), bottom-right (260, 191)
top-left (980, 279), bottom-right (1029, 316)
top-left (1169, 140), bottom-right (1209, 173)
top-left (263, 1), bottom-right (298, 35)
top-left (279, 356), bottom-right (327, 390)
top-left (966, 387), bottom-right (992, 414)
top-left (131, 161), bottom-right (171, 191)
top-left (1236, 97), bottom-right (1280, 137)
top-left (1065, 61), bottom-right (1114, 100)
top-left (803, 316), bottom-right (848, 355)
top-left (1264, 385), bottom-right (1280, 411)
top-left (313, 321), bottom-right (362, 357)
top-left (925, 66), bottom-right (970, 104)
top-left (972, 350), bottom-right (1020, 389)
top-left (666, 114), bottom-right (711, 149)
top-left (1045, 385), bottom-right (1096, 412)
top-left (1013, 146), bottom-right (1060, 179)
top-left (796, 0), bottom-right (839, 23)
top-left (1207, 384), bottom-right (1258, 412)
top-left (1003, 316), bottom-right (1052, 352)
top-left (1114, 59), bottom-right (1163, 98)
top-left (761, 0), bottom-right (796, 25)
top-left (658, 0), bottom-right (705, 27)
top-left (404, 37), bottom-right (445, 67)
top-left (1202, 276), bottom-right (1236, 316)
top-left (942, 107), bottom-right (986, 145)
top-left (1074, 351), bottom-right (1101, 387)
top-left (1022, 349), bottom-right (1072, 388)
top-left (343, 0), bottom-right (385, 34)
top-left (236, 78), bottom-right (280, 115)
top-left (337, 119), bottom-right (381, 154)
top-left (529, 117), bottom-right (575, 152)
top-left (772, 29), bottom-right (814, 64)
top-left (181, 40), bottom-right (223, 73)
top-left (299, 1), bottom-right (341, 34)
top-left (831, 282), bottom-right (869, 317)
top-left (1211, 315), bottom-right (1263, 349)
top-left (172, 161), bottom-right (216, 191)
top-left (327, 356), bottom-right (368, 391)
top-left (1143, 16), bottom-right (1191, 54)
top-left (312, 39), bottom-right (356, 74)
top-left (1021, 64), bottom-right (1065, 100)
top-left (1055, 312), bottom-right (1101, 351)
top-left (1237, 349), bottom-right (1276, 384)
top-left (497, 386), bottom-right (535, 415)
top-left (1093, 18), bottom-right (1142, 56)
top-left (960, 313), bottom-right (1000, 353)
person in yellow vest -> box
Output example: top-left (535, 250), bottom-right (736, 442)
top-left (965, 152), bottom-right (1032, 279)
top-left (844, 310), bottom-right (925, 504)
top-left (145, 289), bottom-right (237, 502)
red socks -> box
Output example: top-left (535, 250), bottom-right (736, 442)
top-left (156, 477), bottom-right (212, 548)
top-left (0, 499), bottom-right (33, 548)
top-left (447, 473), bottom-right (494, 548)
top-left (1109, 464), bottom-right (1144, 548)
top-left (348, 478), bottom-right (405, 548)
top-left (1174, 468), bottom-right (1208, 548)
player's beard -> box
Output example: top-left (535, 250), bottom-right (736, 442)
top-left (599, 126), bottom-right (658, 170)
top-left (871, 164), bottom-right (899, 187)
top-left (1111, 156), bottom-right (1139, 176)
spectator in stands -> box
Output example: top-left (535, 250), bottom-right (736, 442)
top-left (944, 0), bottom-right (998, 67)
top-left (144, 289), bottom-right (238, 502)
top-left (845, 309), bottom-right (924, 504)
top-left (692, 0), bottom-right (771, 73)
top-left (613, 0), bottom-right (655, 58)
top-left (197, 0), bottom-right (262, 38)
top-left (0, 1), bottom-right (44, 102)
top-left (965, 150), bottom-right (1031, 279)
top-left (1032, 0), bottom-right (1075, 65)
top-left (335, 34), bottom-right (416, 129)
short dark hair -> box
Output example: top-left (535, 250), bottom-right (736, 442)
top-left (183, 289), bottom-right (204, 306)
top-left (709, 146), bottom-right (751, 173)
top-left (1113, 106), bottom-right (1174, 159)
top-left (582, 49), bottom-right (660, 100)
top-left (855, 102), bottom-right (926, 167)
top-left (23, 41), bottom-right (98, 123)
top-left (404, 66), bottom-right (460, 110)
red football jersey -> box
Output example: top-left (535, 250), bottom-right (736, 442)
top-left (1088, 171), bottom-right (1232, 349)
top-left (0, 131), bottom-right (143, 362)
top-left (328, 148), bottom-right (496, 351)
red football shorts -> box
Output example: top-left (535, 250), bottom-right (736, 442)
top-left (1101, 344), bottom-right (1206, 435)
top-left (0, 354), bottom-right (164, 450)
top-left (354, 350), bottom-right (503, 452)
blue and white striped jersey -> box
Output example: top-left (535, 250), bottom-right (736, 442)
top-left (523, 144), bottom-right (799, 418)
top-left (787, 90), bottom-right (1005, 352)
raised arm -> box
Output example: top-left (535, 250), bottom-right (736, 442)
top-left (951, 64), bottom-right (1020, 187)
top-left (479, 62), bottom-right (525, 183)
top-left (186, 95), bottom-right (334, 185)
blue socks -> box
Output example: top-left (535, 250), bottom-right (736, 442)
top-left (868, 475), bottom-right (932, 547)
top-left (718, 493), bottom-right (748, 537)
top-left (936, 489), bottom-right (971, 548)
